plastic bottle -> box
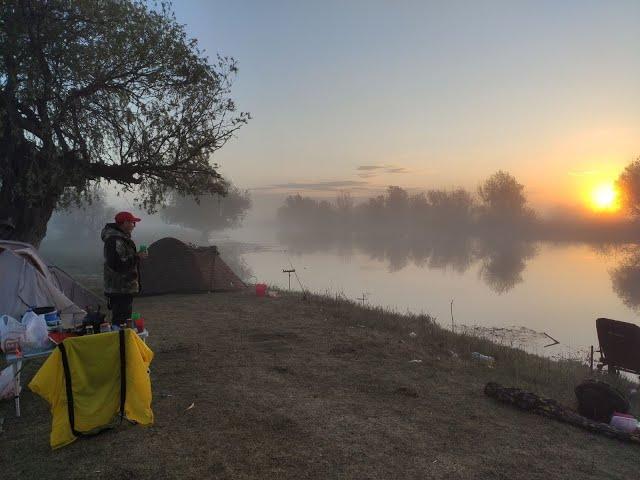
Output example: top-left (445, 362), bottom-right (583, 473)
top-left (130, 312), bottom-right (143, 332)
top-left (471, 352), bottom-right (495, 364)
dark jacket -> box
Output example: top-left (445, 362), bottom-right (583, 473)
top-left (101, 223), bottom-right (140, 295)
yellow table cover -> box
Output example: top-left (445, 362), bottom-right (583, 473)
top-left (29, 329), bottom-right (154, 449)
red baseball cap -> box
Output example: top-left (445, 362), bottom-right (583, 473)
top-left (115, 211), bottom-right (141, 224)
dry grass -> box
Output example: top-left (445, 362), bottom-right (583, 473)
top-left (1, 290), bottom-right (639, 479)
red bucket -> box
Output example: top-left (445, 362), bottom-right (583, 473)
top-left (255, 283), bottom-right (267, 297)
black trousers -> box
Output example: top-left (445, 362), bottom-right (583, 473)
top-left (106, 294), bottom-right (133, 326)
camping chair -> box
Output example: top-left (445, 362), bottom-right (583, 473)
top-left (593, 318), bottom-right (640, 376)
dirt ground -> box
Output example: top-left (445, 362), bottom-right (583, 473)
top-left (2, 290), bottom-right (640, 479)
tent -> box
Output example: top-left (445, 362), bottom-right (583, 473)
top-left (139, 237), bottom-right (246, 295)
top-left (0, 240), bottom-right (103, 328)
top-left (48, 266), bottom-right (105, 313)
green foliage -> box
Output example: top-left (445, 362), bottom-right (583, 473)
top-left (0, 0), bottom-right (249, 210)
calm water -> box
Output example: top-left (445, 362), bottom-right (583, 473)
top-left (234, 229), bottom-right (640, 358)
top-left (42, 223), bottom-right (640, 359)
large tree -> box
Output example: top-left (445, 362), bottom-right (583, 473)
top-left (0, 0), bottom-right (248, 246)
top-left (161, 185), bottom-right (251, 241)
top-left (616, 158), bottom-right (640, 218)
top-left (477, 171), bottom-right (536, 229)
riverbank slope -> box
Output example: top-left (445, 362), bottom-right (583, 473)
top-left (2, 291), bottom-right (638, 479)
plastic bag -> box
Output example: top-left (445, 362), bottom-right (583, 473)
top-left (0, 365), bottom-right (19, 400)
top-left (21, 310), bottom-right (51, 351)
top-left (0, 314), bottom-right (26, 353)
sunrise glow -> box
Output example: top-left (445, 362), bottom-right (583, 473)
top-left (590, 182), bottom-right (620, 212)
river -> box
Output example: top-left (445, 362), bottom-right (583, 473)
top-left (41, 223), bottom-right (640, 361)
top-left (233, 227), bottom-right (640, 360)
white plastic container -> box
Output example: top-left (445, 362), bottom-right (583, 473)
top-left (610, 415), bottom-right (638, 433)
top-left (44, 310), bottom-right (59, 326)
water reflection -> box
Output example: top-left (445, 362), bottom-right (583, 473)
top-left (411, 234), bottom-right (476, 274)
top-left (610, 246), bottom-right (640, 310)
top-left (478, 238), bottom-right (538, 294)
top-left (277, 229), bottom-right (538, 294)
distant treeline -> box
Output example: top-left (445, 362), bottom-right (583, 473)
top-left (277, 171), bottom-right (640, 242)
top-left (278, 171), bottom-right (536, 237)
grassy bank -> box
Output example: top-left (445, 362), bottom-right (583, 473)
top-left (2, 290), bottom-right (639, 479)
top-left (300, 290), bottom-right (636, 413)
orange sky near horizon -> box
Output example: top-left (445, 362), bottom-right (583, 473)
top-left (157, 2), bottom-right (640, 220)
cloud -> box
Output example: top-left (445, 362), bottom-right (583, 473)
top-left (385, 167), bottom-right (409, 174)
top-left (568, 170), bottom-right (600, 177)
top-left (356, 164), bottom-right (411, 176)
top-left (254, 180), bottom-right (370, 192)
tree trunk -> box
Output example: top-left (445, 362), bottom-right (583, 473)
top-left (0, 123), bottom-right (62, 248)
top-left (484, 382), bottom-right (640, 445)
top-left (0, 185), bottom-right (59, 248)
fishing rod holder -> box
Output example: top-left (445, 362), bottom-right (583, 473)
top-left (282, 269), bottom-right (296, 289)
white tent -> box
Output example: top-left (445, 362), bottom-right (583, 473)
top-left (0, 241), bottom-right (101, 328)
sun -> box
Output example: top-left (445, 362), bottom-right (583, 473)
top-left (590, 182), bottom-right (620, 212)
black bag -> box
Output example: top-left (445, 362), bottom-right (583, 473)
top-left (575, 379), bottom-right (629, 423)
top-left (32, 306), bottom-right (56, 315)
top-left (79, 306), bottom-right (106, 334)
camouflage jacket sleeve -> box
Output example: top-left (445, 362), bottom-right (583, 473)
top-left (105, 236), bottom-right (138, 274)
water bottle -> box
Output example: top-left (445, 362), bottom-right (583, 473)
top-left (471, 352), bottom-right (495, 364)
top-left (131, 312), bottom-right (142, 332)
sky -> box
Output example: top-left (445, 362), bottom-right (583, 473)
top-left (170, 0), bottom-right (640, 212)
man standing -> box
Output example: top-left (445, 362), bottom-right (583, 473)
top-left (101, 211), bottom-right (147, 326)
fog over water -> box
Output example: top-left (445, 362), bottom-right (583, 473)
top-left (39, 187), bottom-right (640, 360)
top-left (242, 227), bottom-right (640, 358)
